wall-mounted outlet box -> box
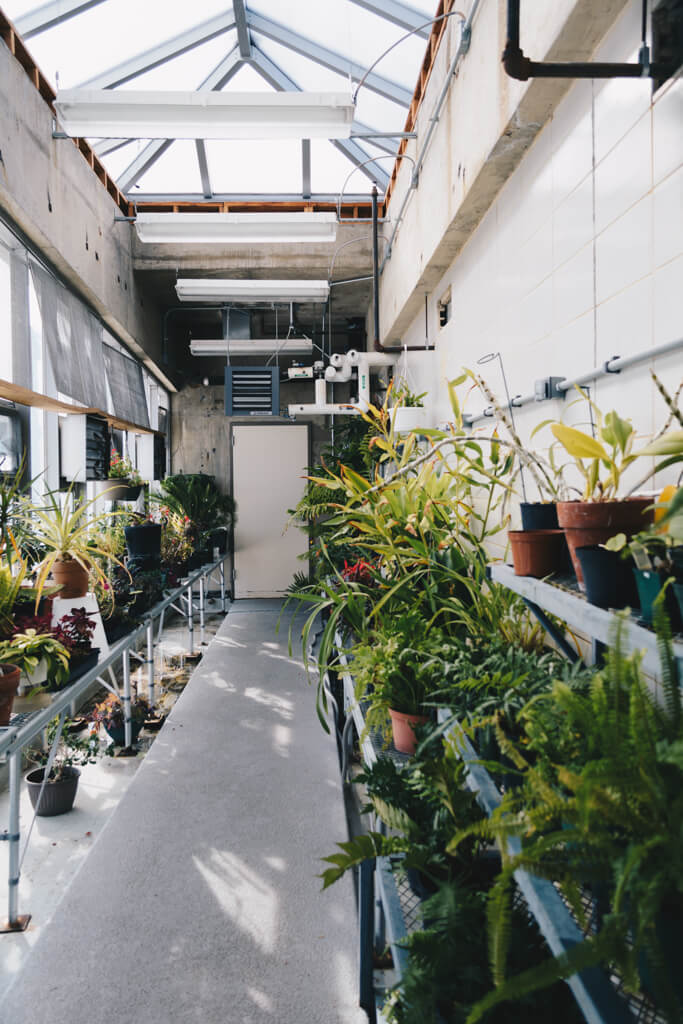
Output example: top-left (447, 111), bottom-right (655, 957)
top-left (288, 366), bottom-right (313, 379)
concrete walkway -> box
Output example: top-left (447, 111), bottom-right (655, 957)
top-left (1, 600), bottom-right (365, 1024)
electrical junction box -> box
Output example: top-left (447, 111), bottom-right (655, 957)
top-left (534, 377), bottom-right (565, 402)
top-left (288, 366), bottom-right (313, 380)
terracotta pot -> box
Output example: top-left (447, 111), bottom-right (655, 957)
top-left (52, 558), bottom-right (89, 599)
top-left (0, 664), bottom-right (21, 726)
top-left (389, 708), bottom-right (428, 755)
top-left (557, 499), bottom-right (653, 587)
top-left (508, 529), bottom-right (567, 578)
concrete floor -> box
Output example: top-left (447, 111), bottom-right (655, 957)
top-left (0, 600), bottom-right (365, 1024)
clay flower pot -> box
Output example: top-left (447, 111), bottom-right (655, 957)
top-left (0, 664), bottom-right (21, 726)
top-left (508, 530), bottom-right (567, 578)
top-left (557, 499), bottom-right (653, 588)
top-left (389, 709), bottom-right (428, 755)
top-left (52, 558), bottom-right (89, 599)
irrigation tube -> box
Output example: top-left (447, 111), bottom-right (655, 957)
top-left (380, 0), bottom-right (483, 271)
top-left (462, 336), bottom-right (683, 426)
top-left (0, 555), bottom-right (227, 930)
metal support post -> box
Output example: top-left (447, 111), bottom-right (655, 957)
top-left (220, 559), bottom-right (226, 613)
top-left (187, 582), bottom-right (194, 651)
top-left (122, 647), bottom-right (133, 749)
top-left (359, 858), bottom-right (377, 1022)
top-left (1, 751), bottom-right (30, 932)
top-left (146, 621), bottom-right (155, 707)
top-left (199, 575), bottom-right (206, 646)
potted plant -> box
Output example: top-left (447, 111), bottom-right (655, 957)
top-left (90, 691), bottom-right (149, 747)
top-left (23, 484), bottom-right (125, 600)
top-left (0, 560), bottom-right (28, 723)
top-left (548, 401), bottom-right (683, 586)
top-left (25, 715), bottom-right (99, 816)
top-left (388, 379), bottom-right (431, 434)
top-left (93, 449), bottom-right (144, 502)
top-left (52, 607), bottom-right (99, 686)
top-left (0, 628), bottom-right (70, 692)
top-left (123, 512), bottom-right (162, 570)
top-left (152, 473), bottom-right (234, 566)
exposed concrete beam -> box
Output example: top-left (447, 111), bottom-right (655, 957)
top-left (16, 0), bottom-right (107, 38)
top-left (302, 139), bottom-right (311, 198)
top-left (347, 0), bottom-right (431, 38)
top-left (196, 140), bottom-right (212, 198)
top-left (233, 0), bottom-right (252, 59)
top-left (250, 46), bottom-right (390, 190)
top-left (248, 11), bottom-right (411, 106)
top-left (78, 10), bottom-right (236, 89)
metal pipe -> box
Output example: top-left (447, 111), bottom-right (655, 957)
top-left (122, 648), bottom-right (133, 749)
top-left (7, 752), bottom-right (21, 927)
top-left (146, 621), bottom-right (155, 708)
top-left (199, 576), bottom-right (206, 647)
top-left (220, 559), bottom-right (226, 613)
top-left (187, 582), bottom-right (194, 651)
top-left (372, 184), bottom-right (380, 350)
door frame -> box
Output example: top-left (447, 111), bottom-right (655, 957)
top-left (228, 419), bottom-right (312, 599)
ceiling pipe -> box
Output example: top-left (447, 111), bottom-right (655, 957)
top-left (503, 0), bottom-right (666, 80)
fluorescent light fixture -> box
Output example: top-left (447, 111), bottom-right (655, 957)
top-left (191, 339), bottom-right (313, 356)
top-left (176, 279), bottom-right (330, 303)
top-left (54, 89), bottom-right (355, 140)
top-left (135, 212), bottom-right (338, 245)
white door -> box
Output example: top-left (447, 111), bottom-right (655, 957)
top-left (232, 424), bottom-right (309, 598)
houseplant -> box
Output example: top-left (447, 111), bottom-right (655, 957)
top-left (387, 379), bottom-right (431, 435)
top-left (52, 607), bottom-right (98, 686)
top-left (0, 628), bottom-right (70, 692)
top-left (25, 715), bottom-right (99, 816)
top-left (0, 560), bottom-right (27, 723)
top-left (548, 399), bottom-right (683, 585)
top-left (23, 484), bottom-right (125, 600)
top-left (152, 473), bottom-right (234, 564)
top-left (93, 449), bottom-right (144, 502)
top-left (90, 691), bottom-right (149, 747)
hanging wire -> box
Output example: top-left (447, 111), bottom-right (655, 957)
top-left (336, 154), bottom-right (416, 221)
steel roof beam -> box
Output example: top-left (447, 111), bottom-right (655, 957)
top-left (351, 122), bottom-right (399, 155)
top-left (232, 0), bottom-right (252, 60)
top-left (250, 46), bottom-right (389, 189)
top-left (78, 10), bottom-right (236, 89)
top-left (16, 0), bottom-right (108, 38)
top-left (347, 0), bottom-right (431, 38)
top-left (248, 11), bottom-right (411, 106)
top-left (302, 139), bottom-right (311, 198)
top-left (92, 137), bottom-right (134, 157)
top-left (117, 48), bottom-right (244, 194)
top-left (196, 140), bottom-right (212, 198)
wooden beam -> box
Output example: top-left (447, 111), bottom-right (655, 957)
top-left (0, 379), bottom-right (156, 435)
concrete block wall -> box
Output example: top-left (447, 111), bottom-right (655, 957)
top-left (388, 0), bottom-right (682, 514)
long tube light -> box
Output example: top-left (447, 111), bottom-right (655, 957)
top-left (135, 212), bottom-right (338, 244)
top-left (54, 89), bottom-right (355, 140)
top-left (190, 339), bottom-right (313, 356)
top-left (176, 279), bottom-right (330, 303)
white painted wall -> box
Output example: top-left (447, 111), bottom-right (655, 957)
top-left (389, 0), bottom-right (682, 511)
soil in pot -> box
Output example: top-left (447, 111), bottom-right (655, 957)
top-left (0, 664), bottom-right (21, 726)
top-left (508, 530), bottom-right (567, 578)
top-left (26, 766), bottom-right (80, 816)
top-left (389, 709), bottom-right (428, 755)
top-left (633, 570), bottom-right (682, 630)
top-left (557, 499), bottom-right (653, 588)
top-left (520, 502), bottom-right (559, 530)
top-left (575, 546), bottom-right (639, 610)
top-left (52, 558), bottom-right (89, 599)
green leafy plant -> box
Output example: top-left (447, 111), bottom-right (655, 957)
top-left (0, 559), bottom-right (26, 639)
top-left (108, 448), bottom-right (143, 484)
top-left (0, 628), bottom-right (70, 686)
top-left (152, 474), bottom-right (234, 552)
top-left (28, 715), bottom-right (99, 782)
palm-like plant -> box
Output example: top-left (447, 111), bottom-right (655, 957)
top-left (22, 486), bottom-right (125, 602)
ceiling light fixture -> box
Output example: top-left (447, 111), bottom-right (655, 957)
top-left (190, 339), bottom-right (313, 356)
top-left (54, 89), bottom-right (355, 140)
top-left (135, 212), bottom-right (338, 244)
top-left (176, 279), bottom-right (330, 303)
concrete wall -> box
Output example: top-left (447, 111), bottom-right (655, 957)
top-left (384, 0), bottom-right (682, 513)
top-left (0, 36), bottom-right (167, 386)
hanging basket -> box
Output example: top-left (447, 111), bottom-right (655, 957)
top-left (93, 479), bottom-right (142, 502)
top-left (390, 407), bottom-right (432, 434)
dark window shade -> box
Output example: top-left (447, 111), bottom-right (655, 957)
top-left (102, 343), bottom-right (150, 429)
top-left (30, 263), bottom-right (108, 410)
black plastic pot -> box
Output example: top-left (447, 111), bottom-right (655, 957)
top-left (210, 527), bottom-right (228, 555)
top-left (26, 766), bottom-right (80, 816)
top-left (64, 649), bottom-right (100, 687)
top-left (575, 547), bottom-right (639, 611)
top-left (124, 523), bottom-right (161, 560)
top-left (103, 718), bottom-right (144, 747)
top-left (520, 502), bottom-right (559, 530)
top-left (633, 569), bottom-right (682, 629)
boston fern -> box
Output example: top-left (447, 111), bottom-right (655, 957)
top-left (449, 608), bottom-right (683, 1022)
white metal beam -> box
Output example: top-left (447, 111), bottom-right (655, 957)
top-left (232, 0), bottom-right (252, 59)
top-left (92, 137), bottom-right (134, 157)
top-left (196, 140), bottom-right (212, 198)
top-left (250, 46), bottom-right (390, 190)
top-left (116, 48), bottom-right (244, 194)
top-left (78, 10), bottom-right (236, 89)
top-left (302, 139), bottom-right (311, 199)
top-left (248, 11), bottom-right (412, 106)
top-left (16, 0), bottom-right (107, 38)
top-left (347, 0), bottom-right (431, 38)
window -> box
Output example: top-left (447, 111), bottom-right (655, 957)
top-left (652, 0), bottom-right (683, 91)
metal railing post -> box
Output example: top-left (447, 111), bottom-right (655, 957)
top-left (220, 559), bottom-right (226, 613)
top-left (122, 647), bottom-right (133, 749)
top-left (1, 751), bottom-right (30, 932)
top-left (146, 620), bottom-right (155, 707)
top-left (187, 582), bottom-right (194, 652)
top-left (199, 575), bottom-right (205, 646)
